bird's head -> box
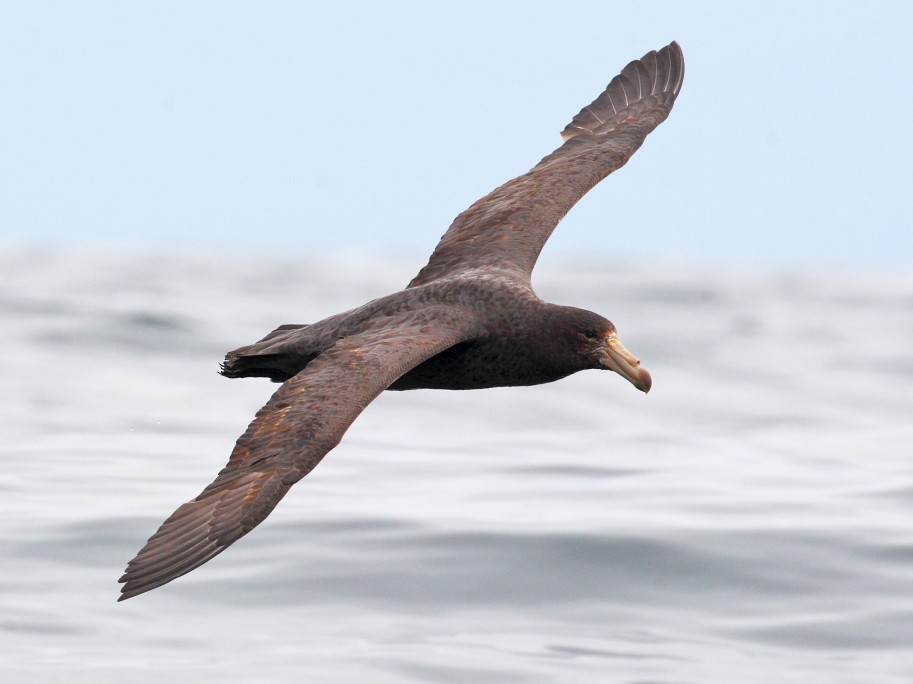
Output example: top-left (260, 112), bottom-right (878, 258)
top-left (557, 308), bottom-right (652, 393)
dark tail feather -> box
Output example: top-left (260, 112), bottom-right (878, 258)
top-left (220, 323), bottom-right (311, 382)
top-left (219, 353), bottom-right (304, 382)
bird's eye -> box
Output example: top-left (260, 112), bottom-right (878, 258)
top-left (584, 330), bottom-right (596, 339)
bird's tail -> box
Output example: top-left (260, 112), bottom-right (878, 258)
top-left (220, 323), bottom-right (311, 382)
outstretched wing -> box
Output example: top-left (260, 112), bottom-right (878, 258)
top-left (409, 41), bottom-right (684, 288)
top-left (119, 307), bottom-right (480, 600)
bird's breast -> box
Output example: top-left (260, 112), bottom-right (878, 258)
top-left (387, 335), bottom-right (573, 391)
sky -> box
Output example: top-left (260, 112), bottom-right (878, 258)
top-left (2, 1), bottom-right (911, 267)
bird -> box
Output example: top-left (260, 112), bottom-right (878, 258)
top-left (119, 41), bottom-right (684, 601)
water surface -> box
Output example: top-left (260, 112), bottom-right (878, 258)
top-left (3, 248), bottom-right (913, 682)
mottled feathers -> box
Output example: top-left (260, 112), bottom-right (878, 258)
top-left (119, 310), bottom-right (480, 599)
top-left (408, 42), bottom-right (683, 288)
top-left (119, 42), bottom-right (684, 600)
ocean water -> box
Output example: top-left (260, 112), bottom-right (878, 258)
top-left (3, 247), bottom-right (913, 683)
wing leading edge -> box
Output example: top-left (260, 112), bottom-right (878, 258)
top-left (119, 308), bottom-right (480, 600)
top-left (409, 41), bottom-right (684, 288)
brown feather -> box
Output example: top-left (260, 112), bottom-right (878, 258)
top-left (119, 42), bottom-right (684, 600)
top-left (408, 41), bottom-right (683, 288)
top-left (119, 308), bottom-right (481, 600)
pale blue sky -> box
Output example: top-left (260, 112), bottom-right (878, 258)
top-left (2, 1), bottom-right (911, 266)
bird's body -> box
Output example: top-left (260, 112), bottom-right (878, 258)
top-left (223, 276), bottom-right (608, 390)
top-left (119, 41), bottom-right (685, 600)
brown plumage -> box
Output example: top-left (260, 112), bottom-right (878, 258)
top-left (119, 41), bottom-right (684, 601)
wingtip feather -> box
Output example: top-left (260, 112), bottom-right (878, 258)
top-left (560, 40), bottom-right (684, 142)
top-left (117, 472), bottom-right (288, 601)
